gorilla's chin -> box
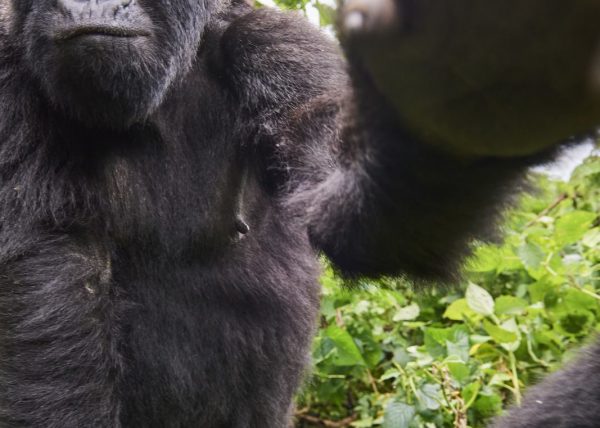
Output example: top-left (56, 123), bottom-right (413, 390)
top-left (36, 36), bottom-right (172, 129)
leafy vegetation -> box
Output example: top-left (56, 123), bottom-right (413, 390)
top-left (295, 155), bottom-right (600, 427)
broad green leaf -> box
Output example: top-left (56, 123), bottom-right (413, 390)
top-left (417, 383), bottom-right (441, 410)
top-left (380, 368), bottom-right (401, 381)
top-left (517, 242), bottom-right (545, 271)
top-left (468, 245), bottom-right (522, 273)
top-left (556, 310), bottom-right (593, 336)
top-left (446, 330), bottom-right (470, 363)
top-left (462, 382), bottom-right (481, 408)
top-left (393, 347), bottom-right (410, 367)
top-left (424, 328), bottom-right (449, 358)
top-left (563, 289), bottom-right (598, 312)
top-left (383, 402), bottom-right (416, 428)
top-left (324, 325), bottom-right (365, 367)
top-left (443, 298), bottom-right (478, 321)
top-left (555, 211), bottom-right (596, 246)
top-left (528, 279), bottom-right (558, 303)
top-left (466, 283), bottom-right (495, 317)
top-left (467, 246), bottom-right (502, 272)
top-left (495, 296), bottom-right (528, 316)
top-left (320, 296), bottom-right (337, 318)
top-left (448, 361), bottom-right (470, 383)
top-left (473, 392), bottom-right (503, 418)
top-left (483, 319), bottom-right (518, 343)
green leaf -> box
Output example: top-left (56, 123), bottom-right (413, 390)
top-left (555, 211), bottom-right (596, 246)
top-left (528, 278), bottom-right (558, 303)
top-left (443, 298), bottom-right (478, 321)
top-left (446, 329), bottom-right (470, 363)
top-left (499, 318), bottom-right (522, 352)
top-left (466, 283), bottom-right (495, 317)
top-left (467, 246), bottom-right (502, 272)
top-left (393, 347), bottom-right (410, 367)
top-left (495, 296), bottom-right (528, 316)
top-left (448, 362), bottom-right (470, 383)
top-left (424, 328), bottom-right (449, 358)
top-left (417, 383), bottom-right (441, 410)
top-left (320, 296), bottom-right (337, 318)
top-left (324, 325), bottom-right (366, 367)
top-left (563, 289), bottom-right (598, 312)
top-left (556, 310), bottom-right (593, 336)
top-left (393, 303), bottom-right (420, 321)
top-left (473, 392), bottom-right (503, 418)
top-left (462, 382), bottom-right (481, 407)
top-left (380, 368), bottom-right (401, 381)
top-left (383, 402), bottom-right (416, 428)
top-left (517, 242), bottom-right (545, 271)
top-left (483, 319), bottom-right (518, 343)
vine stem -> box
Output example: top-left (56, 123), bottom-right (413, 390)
top-left (509, 351), bottom-right (522, 406)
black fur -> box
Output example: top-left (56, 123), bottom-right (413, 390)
top-left (492, 342), bottom-right (600, 428)
top-left (0, 0), bottom-right (580, 426)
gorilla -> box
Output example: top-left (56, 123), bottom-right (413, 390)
top-left (0, 0), bottom-right (599, 426)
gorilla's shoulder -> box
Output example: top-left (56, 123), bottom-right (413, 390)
top-left (214, 6), bottom-right (348, 111)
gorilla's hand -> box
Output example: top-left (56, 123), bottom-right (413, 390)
top-left (340, 0), bottom-right (600, 158)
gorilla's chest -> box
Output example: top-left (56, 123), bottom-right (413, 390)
top-left (111, 230), bottom-right (321, 425)
top-left (89, 125), bottom-right (249, 251)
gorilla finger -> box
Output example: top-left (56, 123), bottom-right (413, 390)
top-left (340, 0), bottom-right (400, 36)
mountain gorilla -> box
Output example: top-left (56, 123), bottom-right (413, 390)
top-left (0, 0), bottom-right (600, 426)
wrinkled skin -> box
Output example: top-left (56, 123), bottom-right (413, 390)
top-left (0, 0), bottom-right (599, 427)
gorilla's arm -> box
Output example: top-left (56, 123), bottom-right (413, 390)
top-left (280, 74), bottom-right (554, 281)
top-left (217, 7), bottom-right (589, 281)
top-left (217, 7), bottom-right (571, 282)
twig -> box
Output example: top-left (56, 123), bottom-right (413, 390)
top-left (525, 193), bottom-right (569, 227)
top-left (366, 368), bottom-right (379, 394)
top-left (568, 275), bottom-right (600, 301)
top-left (508, 352), bottom-right (522, 406)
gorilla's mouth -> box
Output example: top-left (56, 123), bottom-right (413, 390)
top-left (54, 25), bottom-right (150, 42)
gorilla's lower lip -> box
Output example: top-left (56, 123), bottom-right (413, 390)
top-left (54, 26), bottom-right (150, 42)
